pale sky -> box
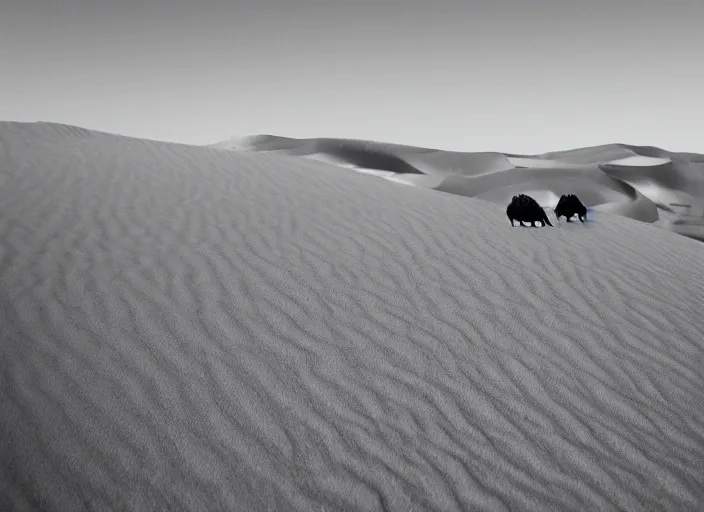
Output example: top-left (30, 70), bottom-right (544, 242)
top-left (2, 0), bottom-right (703, 154)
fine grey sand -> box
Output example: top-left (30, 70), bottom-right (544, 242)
top-left (2, 122), bottom-right (704, 511)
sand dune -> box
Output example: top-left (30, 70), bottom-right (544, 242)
top-left (228, 135), bottom-right (704, 243)
top-left (2, 122), bottom-right (704, 511)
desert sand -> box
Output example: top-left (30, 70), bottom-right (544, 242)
top-left (221, 135), bottom-right (704, 243)
top-left (1, 121), bottom-right (704, 511)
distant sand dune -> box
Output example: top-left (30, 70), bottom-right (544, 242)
top-left (529, 144), bottom-right (638, 165)
top-left (226, 135), bottom-right (704, 243)
top-left (606, 155), bottom-right (672, 166)
top-left (1, 122), bottom-right (704, 511)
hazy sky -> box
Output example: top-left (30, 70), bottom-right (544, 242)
top-left (2, 0), bottom-right (703, 153)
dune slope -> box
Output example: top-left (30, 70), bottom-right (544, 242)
top-left (2, 122), bottom-right (704, 511)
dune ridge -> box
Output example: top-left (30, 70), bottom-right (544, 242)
top-left (1, 121), bottom-right (704, 511)
top-left (220, 135), bottom-right (704, 243)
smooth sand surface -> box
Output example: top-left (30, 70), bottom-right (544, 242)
top-left (606, 156), bottom-right (672, 167)
top-left (230, 135), bottom-right (704, 243)
top-left (2, 122), bottom-right (704, 511)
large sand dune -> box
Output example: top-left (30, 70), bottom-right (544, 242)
top-left (2, 122), bottom-right (704, 511)
top-left (220, 135), bottom-right (704, 243)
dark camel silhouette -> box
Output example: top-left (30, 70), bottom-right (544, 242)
top-left (507, 194), bottom-right (553, 227)
top-left (554, 194), bottom-right (587, 223)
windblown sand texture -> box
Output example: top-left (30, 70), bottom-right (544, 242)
top-left (2, 122), bottom-right (704, 511)
top-left (220, 135), bottom-right (704, 242)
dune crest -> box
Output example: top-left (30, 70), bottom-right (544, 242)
top-left (1, 122), bottom-right (704, 511)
